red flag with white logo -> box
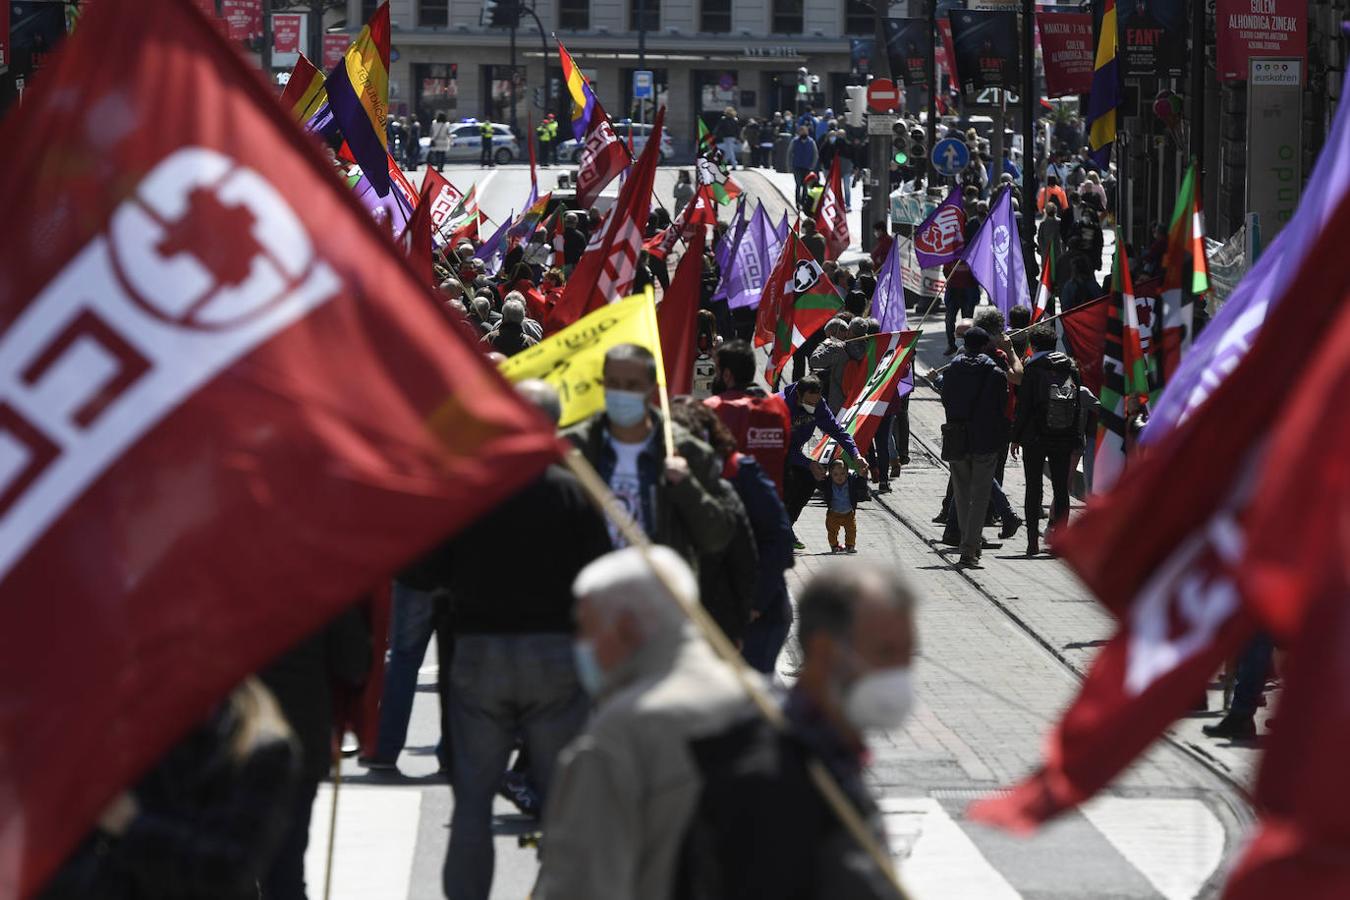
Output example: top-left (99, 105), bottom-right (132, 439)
top-left (573, 99), bottom-right (630, 209)
top-left (420, 166), bottom-right (465, 234)
top-left (0, 1), bottom-right (562, 893)
top-left (546, 106), bottom-right (665, 333)
top-left (967, 182), bottom-right (1350, 837)
top-left (814, 154), bottom-right (850, 260)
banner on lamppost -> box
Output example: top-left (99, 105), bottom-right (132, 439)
top-left (222, 0), bottom-right (263, 42)
top-left (323, 33), bottom-right (349, 70)
top-left (1117, 0), bottom-right (1186, 77)
top-left (948, 9), bottom-right (1020, 94)
top-left (273, 14), bottom-right (302, 54)
top-left (884, 18), bottom-right (932, 86)
top-left (1038, 12), bottom-right (1094, 96)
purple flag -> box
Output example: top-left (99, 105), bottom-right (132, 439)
top-left (913, 187), bottom-right (967, 269)
top-left (349, 169), bottom-right (413, 241)
top-left (777, 210), bottom-right (790, 242)
top-left (873, 234), bottom-right (908, 332)
top-left (475, 212), bottom-right (513, 275)
top-left (1145, 68), bottom-right (1350, 445)
top-left (960, 187), bottom-right (1029, 318)
top-left (716, 196), bottom-right (747, 274)
top-left (725, 206), bottom-right (772, 309)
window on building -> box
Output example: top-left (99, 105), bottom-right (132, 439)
top-left (419, 0), bottom-right (449, 27)
top-left (630, 0), bottom-right (659, 32)
top-left (771, 0), bottom-right (802, 35)
top-left (844, 0), bottom-right (872, 35)
top-left (701, 0), bottom-right (731, 33)
top-left (360, 0), bottom-right (381, 24)
top-left (559, 0), bottom-right (589, 30)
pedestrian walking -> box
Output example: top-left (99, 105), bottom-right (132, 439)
top-left (822, 457), bottom-right (868, 553)
top-left (714, 106), bottom-right (742, 169)
top-left (1011, 324), bottom-right (1083, 556)
top-left (429, 112), bottom-right (451, 172)
top-left (675, 562), bottom-right (916, 898)
top-left (673, 169), bottom-right (695, 219)
top-left (790, 125), bottom-right (819, 208)
top-left (533, 547), bottom-right (755, 900)
top-left (704, 339), bottom-right (792, 498)
top-left (405, 115), bottom-right (422, 169)
top-left (940, 326), bottom-right (1010, 568)
top-left (780, 374), bottom-right (862, 544)
top-left (479, 119), bottom-right (496, 167)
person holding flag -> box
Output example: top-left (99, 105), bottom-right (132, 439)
top-left (780, 374), bottom-right (862, 543)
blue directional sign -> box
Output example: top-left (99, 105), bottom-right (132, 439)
top-left (632, 70), bottom-right (654, 99)
top-left (933, 137), bottom-right (970, 177)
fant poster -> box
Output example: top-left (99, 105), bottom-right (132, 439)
top-left (949, 9), bottom-right (1020, 95)
top-left (1117, 0), bottom-right (1186, 77)
top-left (884, 18), bottom-right (932, 87)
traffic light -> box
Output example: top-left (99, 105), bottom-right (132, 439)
top-left (891, 122), bottom-right (909, 166)
top-left (797, 67), bottom-right (809, 96)
top-left (908, 127), bottom-right (927, 164)
top-left (844, 85), bottom-right (866, 128)
top-left (481, 0), bottom-right (521, 28)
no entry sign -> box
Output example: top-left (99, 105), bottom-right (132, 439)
top-left (867, 78), bottom-right (900, 113)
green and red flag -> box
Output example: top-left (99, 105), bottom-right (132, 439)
top-left (1032, 250), bottom-right (1055, 321)
top-left (1093, 235), bottom-right (1153, 492)
top-left (1158, 161), bottom-right (1208, 382)
top-left (695, 118), bottom-right (743, 205)
top-left (808, 331), bottom-right (919, 463)
top-left (758, 233), bottom-right (844, 384)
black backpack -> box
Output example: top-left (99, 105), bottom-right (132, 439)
top-left (1044, 372), bottom-right (1080, 433)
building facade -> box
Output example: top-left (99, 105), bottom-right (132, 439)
top-left (351, 0), bottom-right (882, 155)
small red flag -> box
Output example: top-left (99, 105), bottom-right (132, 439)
top-left (573, 100), bottom-right (629, 209)
top-left (657, 227), bottom-right (707, 396)
top-left (0, 1), bottom-right (561, 892)
top-left (1058, 293), bottom-right (1111, 396)
top-left (419, 166), bottom-right (465, 233)
top-left (814, 154), bottom-right (850, 260)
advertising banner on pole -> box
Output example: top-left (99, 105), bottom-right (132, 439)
top-left (1216, 0), bottom-right (1306, 82)
top-left (949, 9), bottom-right (1020, 94)
top-left (1038, 11), bottom-right (1094, 96)
top-left (1117, 0), bottom-right (1185, 77)
top-left (884, 18), bottom-right (932, 86)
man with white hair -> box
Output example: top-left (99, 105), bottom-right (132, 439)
top-left (482, 294), bottom-right (539, 356)
top-left (533, 547), bottom-right (755, 900)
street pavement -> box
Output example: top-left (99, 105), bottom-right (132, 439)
top-left (306, 162), bottom-right (1262, 899)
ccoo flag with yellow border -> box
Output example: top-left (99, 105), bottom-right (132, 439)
top-left (499, 289), bottom-right (665, 427)
top-left (327, 2), bottom-right (391, 195)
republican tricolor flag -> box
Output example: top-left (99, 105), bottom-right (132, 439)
top-left (326, 1), bottom-right (391, 195)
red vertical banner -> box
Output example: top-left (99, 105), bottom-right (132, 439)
top-left (937, 18), bottom-right (956, 87)
top-left (0, 0), bottom-right (9, 72)
top-left (1037, 12), bottom-right (1095, 97)
top-left (1215, 0), bottom-right (1306, 82)
top-left (323, 32), bottom-right (349, 70)
top-left (273, 13), bottom-right (301, 54)
top-left (221, 0), bottom-right (262, 42)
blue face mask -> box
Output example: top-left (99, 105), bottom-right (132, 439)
top-left (605, 389), bottom-right (649, 428)
top-left (572, 640), bottom-right (606, 696)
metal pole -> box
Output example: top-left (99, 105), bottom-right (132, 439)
top-left (261, 0), bottom-right (273, 78)
top-left (510, 18), bottom-right (519, 133)
top-left (1188, 0), bottom-right (1204, 176)
top-left (867, 0), bottom-right (892, 241)
top-left (1020, 0), bottom-right (1036, 245)
top-left (637, 0), bottom-right (647, 68)
top-left (926, 0), bottom-right (937, 181)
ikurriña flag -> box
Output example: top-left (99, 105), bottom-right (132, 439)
top-left (0, 0), bottom-right (562, 893)
top-left (808, 331), bottom-right (918, 463)
top-left (326, 1), bottom-right (391, 195)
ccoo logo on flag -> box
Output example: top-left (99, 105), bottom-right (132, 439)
top-left (916, 204), bottom-right (965, 257)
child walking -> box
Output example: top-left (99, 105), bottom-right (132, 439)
top-left (823, 458), bottom-right (868, 553)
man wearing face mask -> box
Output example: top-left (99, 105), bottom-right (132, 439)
top-left (566, 343), bottom-right (740, 566)
top-left (676, 563), bottom-right (916, 898)
top-left (535, 546), bottom-right (756, 900)
top-left (781, 374), bottom-right (864, 545)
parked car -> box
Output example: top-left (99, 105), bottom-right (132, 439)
top-left (418, 121), bottom-right (520, 166)
top-left (557, 120), bottom-right (674, 164)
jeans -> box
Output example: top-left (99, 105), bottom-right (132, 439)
top-left (372, 582), bottom-right (438, 764)
top-left (784, 463), bottom-right (819, 525)
top-left (826, 509), bottom-right (857, 548)
top-left (868, 413), bottom-right (897, 483)
top-left (944, 285), bottom-right (980, 348)
top-left (742, 594), bottom-right (792, 674)
top-left (950, 452), bottom-right (999, 559)
top-left (719, 137), bottom-right (739, 168)
top-left (444, 633), bottom-right (588, 900)
top-left (1022, 443), bottom-right (1073, 528)
top-left (793, 167), bottom-right (811, 207)
top-left (1230, 634), bottom-right (1273, 716)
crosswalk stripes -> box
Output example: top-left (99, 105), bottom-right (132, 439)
top-left (305, 784), bottom-right (423, 900)
top-left (882, 796), bottom-right (1021, 899)
top-left (1080, 797), bottom-right (1226, 900)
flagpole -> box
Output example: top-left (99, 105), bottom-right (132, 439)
top-left (560, 447), bottom-right (911, 899)
top-left (322, 743), bottom-right (342, 900)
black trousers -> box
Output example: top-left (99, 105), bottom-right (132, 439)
top-left (263, 777), bottom-right (319, 900)
top-left (1022, 443), bottom-right (1073, 527)
top-left (784, 463), bottom-right (819, 525)
top-left (481, 141), bottom-right (495, 165)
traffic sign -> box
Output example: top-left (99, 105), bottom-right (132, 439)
top-left (632, 69), bottom-right (654, 99)
top-left (866, 78), bottom-right (900, 114)
top-left (933, 137), bottom-right (970, 176)
top-left (867, 113), bottom-right (898, 135)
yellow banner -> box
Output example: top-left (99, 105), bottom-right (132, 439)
top-left (499, 289), bottom-right (665, 428)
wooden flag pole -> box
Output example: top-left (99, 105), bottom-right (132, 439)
top-left (322, 743), bottom-right (342, 900)
top-left (561, 447), bottom-right (909, 897)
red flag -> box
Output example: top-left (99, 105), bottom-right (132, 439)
top-left (402, 170), bottom-right (440, 283)
top-left (1058, 294), bottom-right (1111, 396)
top-left (547, 106), bottom-right (665, 333)
top-left (754, 227), bottom-right (797, 349)
top-left (967, 179), bottom-right (1350, 837)
top-left (657, 227), bottom-right (707, 396)
top-left (0, 1), bottom-right (561, 893)
top-left (814, 154), bottom-right (850, 260)
top-left (449, 211), bottom-right (482, 247)
top-left (420, 166), bottom-right (465, 233)
top-left (762, 234), bottom-right (844, 384)
top-left (1222, 295), bottom-right (1350, 900)
top-left (573, 100), bottom-right (629, 209)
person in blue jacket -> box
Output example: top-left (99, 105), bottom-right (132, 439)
top-left (779, 374), bottom-right (863, 547)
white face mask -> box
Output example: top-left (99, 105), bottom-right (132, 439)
top-left (572, 640), bottom-right (606, 696)
top-left (605, 389), bottom-right (649, 428)
top-left (843, 666), bottom-right (914, 731)
top-left (800, 401), bottom-right (817, 414)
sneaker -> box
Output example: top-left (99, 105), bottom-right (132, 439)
top-left (999, 515), bottom-right (1023, 540)
top-left (1202, 713), bottom-right (1256, 740)
top-left (845, 546), bottom-right (858, 554)
top-left (890, 461), bottom-right (904, 478)
top-left (830, 545), bottom-right (843, 553)
top-left (958, 556), bottom-right (983, 569)
top-left (794, 539), bottom-right (807, 550)
top-left (358, 757), bottom-right (401, 775)
top-left (876, 481), bottom-right (892, 494)
top-left (932, 511), bottom-right (948, 524)
top-left (498, 771), bottom-right (542, 818)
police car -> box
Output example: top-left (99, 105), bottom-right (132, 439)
top-left (557, 120), bottom-right (674, 164)
top-left (419, 120), bottom-right (522, 166)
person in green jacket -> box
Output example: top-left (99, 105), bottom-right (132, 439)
top-left (480, 119), bottom-right (496, 167)
top-left (563, 343), bottom-right (742, 570)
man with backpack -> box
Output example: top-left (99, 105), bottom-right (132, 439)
top-left (1011, 324), bottom-right (1083, 557)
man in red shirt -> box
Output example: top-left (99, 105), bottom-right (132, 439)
top-left (703, 340), bottom-right (791, 499)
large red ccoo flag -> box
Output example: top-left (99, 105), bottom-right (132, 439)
top-left (0, 0), bottom-right (561, 893)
